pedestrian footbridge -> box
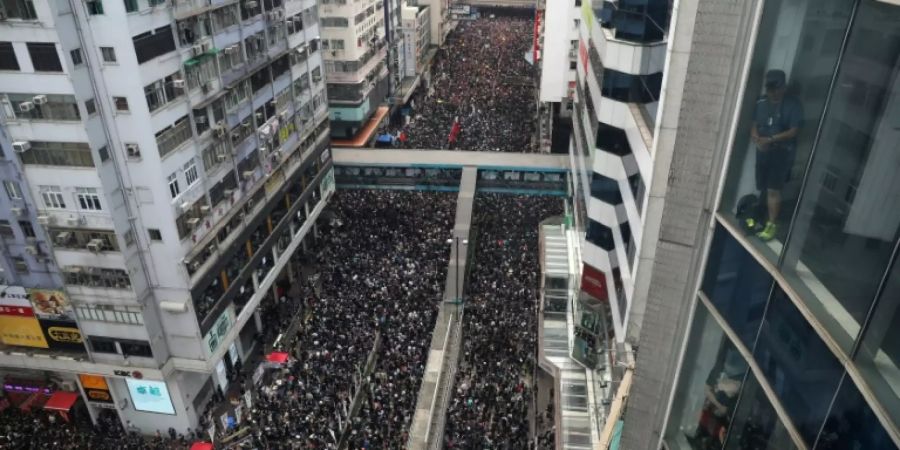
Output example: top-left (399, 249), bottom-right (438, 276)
top-left (332, 149), bottom-right (570, 196)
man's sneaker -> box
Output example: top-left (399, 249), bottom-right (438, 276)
top-left (757, 221), bottom-right (777, 241)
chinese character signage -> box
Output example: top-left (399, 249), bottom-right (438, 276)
top-left (320, 167), bottom-right (335, 197)
top-left (39, 318), bottom-right (85, 352)
top-left (125, 378), bottom-right (175, 415)
top-left (581, 264), bottom-right (609, 305)
top-left (0, 286), bottom-right (49, 348)
top-left (205, 308), bottom-right (233, 355)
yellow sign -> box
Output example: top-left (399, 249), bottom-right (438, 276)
top-left (0, 315), bottom-right (49, 348)
top-left (79, 374), bottom-right (109, 391)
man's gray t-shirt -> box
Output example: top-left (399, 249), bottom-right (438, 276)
top-left (753, 95), bottom-right (803, 151)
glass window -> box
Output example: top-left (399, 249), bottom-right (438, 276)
top-left (586, 219), bottom-right (614, 251)
top-left (167, 172), bottom-right (180, 198)
top-left (718, 0), bottom-right (854, 261)
top-left (723, 372), bottom-right (798, 450)
top-left (4, 180), bottom-right (22, 200)
top-left (26, 42), bottom-right (62, 72)
top-left (69, 48), bottom-right (83, 66)
top-left (40, 185), bottom-right (66, 209)
top-left (590, 172), bottom-right (622, 204)
top-left (100, 46), bottom-right (116, 63)
top-left (75, 187), bottom-right (102, 211)
top-left (0, 42), bottom-right (19, 71)
top-left (664, 301), bottom-right (749, 450)
top-left (753, 287), bottom-right (843, 445)
top-left (701, 223), bottom-right (773, 347)
top-left (781, 0), bottom-right (900, 355)
top-left (184, 159), bottom-right (199, 186)
top-left (855, 251), bottom-right (900, 426)
top-left (816, 374), bottom-right (898, 450)
top-left (2, 1), bottom-right (38, 20)
top-left (123, 0), bottom-right (138, 13)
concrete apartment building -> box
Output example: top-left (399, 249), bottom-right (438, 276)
top-left (0, 0), bottom-right (333, 433)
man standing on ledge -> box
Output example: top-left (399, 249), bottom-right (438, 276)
top-left (750, 69), bottom-right (802, 241)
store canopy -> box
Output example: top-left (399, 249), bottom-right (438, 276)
top-left (265, 352), bottom-right (289, 364)
top-left (43, 391), bottom-right (79, 411)
top-left (189, 442), bottom-right (214, 450)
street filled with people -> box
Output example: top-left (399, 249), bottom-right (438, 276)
top-left (400, 16), bottom-right (538, 152)
top-left (444, 194), bottom-right (564, 449)
top-left (249, 190), bottom-right (455, 448)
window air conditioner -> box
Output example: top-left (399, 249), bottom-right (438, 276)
top-left (186, 217), bottom-right (201, 228)
top-left (245, 1), bottom-right (258, 8)
top-left (242, 170), bottom-right (254, 180)
top-left (86, 238), bottom-right (104, 253)
top-left (32, 95), bottom-right (48, 105)
top-left (173, 79), bottom-right (186, 89)
top-left (12, 141), bottom-right (31, 153)
top-left (10, 207), bottom-right (23, 217)
top-left (25, 245), bottom-right (38, 256)
top-left (55, 232), bottom-right (71, 246)
top-left (36, 215), bottom-right (51, 225)
top-left (18, 102), bottom-right (34, 112)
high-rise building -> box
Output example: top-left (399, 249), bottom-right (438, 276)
top-left (318, 0), bottom-right (390, 139)
top-left (627, 0), bottom-right (900, 448)
top-left (556, 0), bottom-right (900, 448)
top-left (0, 0), bottom-right (333, 433)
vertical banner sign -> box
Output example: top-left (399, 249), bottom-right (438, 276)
top-left (0, 286), bottom-right (49, 348)
top-left (533, 10), bottom-right (542, 63)
top-left (579, 40), bottom-right (589, 77)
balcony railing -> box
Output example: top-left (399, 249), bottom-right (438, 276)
top-left (156, 117), bottom-right (193, 158)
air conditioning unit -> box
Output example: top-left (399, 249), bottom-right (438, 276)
top-left (195, 115), bottom-right (208, 124)
top-left (25, 245), bottom-right (38, 256)
top-left (199, 205), bottom-right (211, 214)
top-left (36, 215), bottom-right (52, 225)
top-left (18, 102), bottom-right (34, 112)
top-left (231, 130), bottom-right (242, 141)
top-left (224, 188), bottom-right (236, 197)
top-left (179, 201), bottom-right (191, 212)
top-left (245, 1), bottom-right (258, 8)
top-left (242, 170), bottom-right (254, 180)
top-left (66, 216), bottom-right (81, 226)
top-left (86, 238), bottom-right (104, 252)
top-left (10, 207), bottom-right (23, 217)
top-left (12, 141), bottom-right (31, 153)
top-left (216, 153), bottom-right (228, 162)
top-left (172, 79), bottom-right (186, 89)
top-left (55, 232), bottom-right (71, 246)
top-left (125, 143), bottom-right (141, 158)
top-left (186, 217), bottom-right (201, 228)
top-left (242, 120), bottom-right (251, 129)
top-left (192, 44), bottom-right (203, 56)
top-left (32, 95), bottom-right (48, 105)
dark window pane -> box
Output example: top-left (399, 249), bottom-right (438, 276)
top-left (89, 337), bottom-right (117, 354)
top-left (664, 302), bottom-right (749, 450)
top-left (133, 26), bottom-right (175, 64)
top-left (816, 375), bottom-right (898, 450)
top-left (586, 219), bottom-right (614, 251)
top-left (590, 172), bottom-right (622, 204)
top-left (701, 223), bottom-right (772, 347)
top-left (723, 372), bottom-right (798, 450)
top-left (27, 42), bottom-right (62, 72)
top-left (753, 288), bottom-right (843, 445)
top-left (0, 42), bottom-right (20, 71)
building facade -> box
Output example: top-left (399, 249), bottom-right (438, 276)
top-left (613, 0), bottom-right (900, 449)
top-left (319, 0), bottom-right (390, 138)
top-left (0, 0), bottom-right (332, 433)
top-left (399, 4), bottom-right (430, 79)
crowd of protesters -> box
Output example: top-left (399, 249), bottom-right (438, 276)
top-left (399, 17), bottom-right (538, 152)
top-left (248, 190), bottom-right (454, 448)
top-left (0, 408), bottom-right (194, 450)
top-left (444, 194), bottom-right (564, 449)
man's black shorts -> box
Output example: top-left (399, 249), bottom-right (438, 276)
top-left (756, 146), bottom-right (793, 191)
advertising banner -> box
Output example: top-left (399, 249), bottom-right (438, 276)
top-left (0, 286), bottom-right (48, 348)
top-left (205, 308), bottom-right (233, 355)
top-left (79, 374), bottom-right (113, 404)
top-left (39, 318), bottom-right (85, 352)
top-left (27, 288), bottom-right (73, 320)
top-left (125, 379), bottom-right (176, 415)
top-left (581, 264), bottom-right (609, 303)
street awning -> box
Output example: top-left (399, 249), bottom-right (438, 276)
top-left (190, 442), bottom-right (214, 450)
top-left (265, 352), bottom-right (289, 364)
top-left (44, 391), bottom-right (79, 411)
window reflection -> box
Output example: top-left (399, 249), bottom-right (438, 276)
top-left (753, 288), bottom-right (843, 445)
top-left (719, 0), bottom-right (854, 261)
top-left (816, 374), bottom-right (898, 450)
top-left (664, 302), bottom-right (749, 450)
top-left (723, 372), bottom-right (797, 450)
top-left (781, 0), bottom-right (900, 354)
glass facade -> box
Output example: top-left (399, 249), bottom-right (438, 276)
top-left (666, 2), bottom-right (900, 448)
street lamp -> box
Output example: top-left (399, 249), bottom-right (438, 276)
top-left (447, 237), bottom-right (468, 304)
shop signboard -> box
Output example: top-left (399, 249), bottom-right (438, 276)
top-left (39, 318), bottom-right (85, 352)
top-left (0, 286), bottom-right (48, 348)
top-left (79, 374), bottom-right (113, 404)
top-left (125, 379), bottom-right (175, 415)
top-left (581, 264), bottom-right (608, 304)
top-left (205, 308), bottom-right (233, 355)
top-left (27, 288), bottom-right (73, 320)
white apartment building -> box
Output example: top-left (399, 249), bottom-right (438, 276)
top-left (537, 0), bottom-right (578, 112)
top-left (318, 0), bottom-right (390, 139)
top-left (0, 0), bottom-right (333, 433)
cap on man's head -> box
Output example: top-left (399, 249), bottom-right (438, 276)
top-left (765, 69), bottom-right (786, 89)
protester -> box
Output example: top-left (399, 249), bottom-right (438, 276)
top-left (444, 194), bottom-right (564, 449)
top-left (402, 17), bottom-right (537, 152)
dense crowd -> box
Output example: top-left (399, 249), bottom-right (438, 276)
top-left (444, 194), bottom-right (564, 449)
top-left (248, 190), bottom-right (455, 448)
top-left (0, 409), bottom-right (191, 449)
top-left (402, 17), bottom-right (537, 152)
